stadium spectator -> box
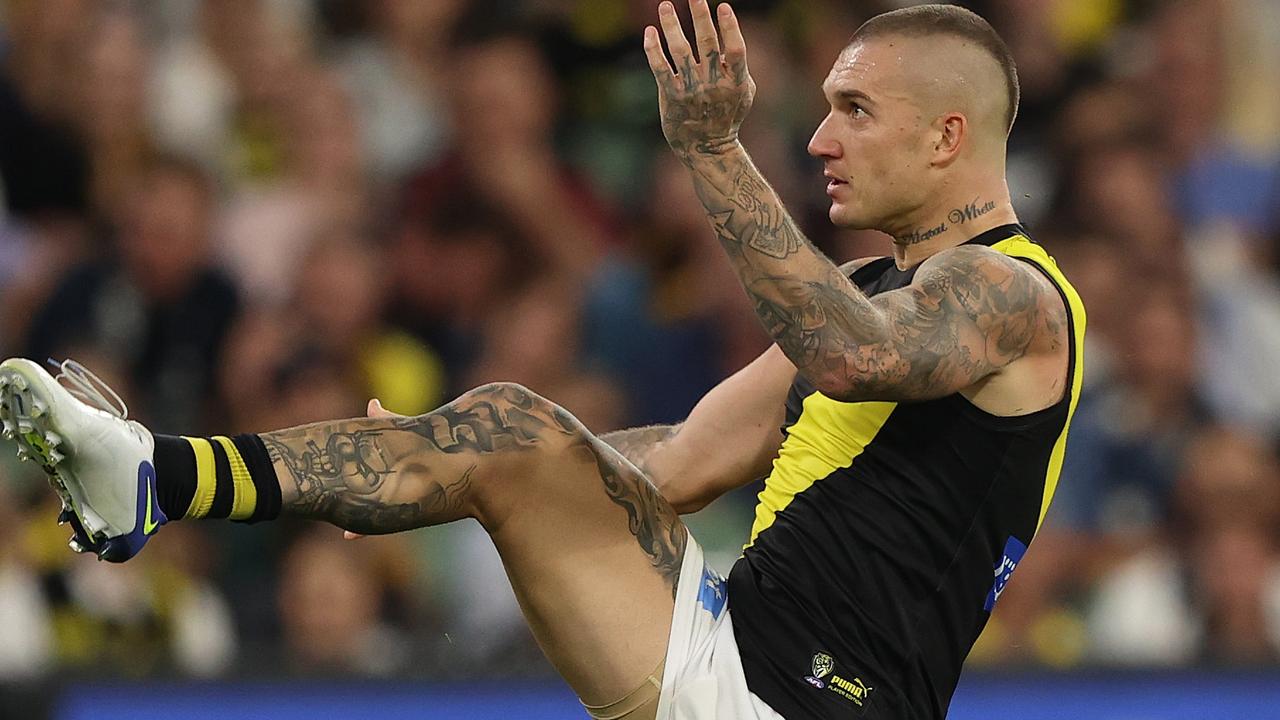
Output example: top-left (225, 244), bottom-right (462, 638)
top-left (277, 530), bottom-right (412, 676)
top-left (585, 154), bottom-right (746, 425)
top-left (401, 30), bottom-right (614, 283)
top-left (24, 156), bottom-right (239, 433)
top-left (1055, 286), bottom-right (1207, 536)
top-left (76, 7), bottom-right (152, 223)
top-left (387, 200), bottom-right (526, 396)
top-left (292, 236), bottom-right (444, 417)
top-left (1088, 427), bottom-right (1280, 665)
top-left (331, 0), bottom-right (459, 184)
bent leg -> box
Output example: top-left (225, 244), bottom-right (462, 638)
top-left (261, 382), bottom-right (686, 711)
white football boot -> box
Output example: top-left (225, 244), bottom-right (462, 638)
top-left (0, 358), bottom-right (165, 562)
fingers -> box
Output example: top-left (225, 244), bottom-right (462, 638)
top-left (689, 0), bottom-right (720, 62)
top-left (643, 25), bottom-right (674, 82)
top-left (657, 1), bottom-right (693, 69)
top-left (717, 3), bottom-right (749, 81)
top-left (366, 397), bottom-right (403, 419)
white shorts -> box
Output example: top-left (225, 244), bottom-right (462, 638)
top-left (655, 533), bottom-right (786, 720)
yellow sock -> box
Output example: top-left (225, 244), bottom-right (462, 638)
top-left (153, 433), bottom-right (280, 523)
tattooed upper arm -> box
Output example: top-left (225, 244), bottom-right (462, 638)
top-left (816, 245), bottom-right (1058, 403)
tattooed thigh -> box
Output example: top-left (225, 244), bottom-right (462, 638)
top-left (567, 434), bottom-right (688, 599)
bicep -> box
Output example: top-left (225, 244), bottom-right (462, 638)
top-left (650, 345), bottom-right (794, 512)
top-left (824, 247), bottom-right (1046, 402)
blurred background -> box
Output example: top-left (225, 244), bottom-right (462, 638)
top-left (0, 0), bottom-right (1278, 717)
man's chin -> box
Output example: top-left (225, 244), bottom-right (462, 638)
top-left (827, 203), bottom-right (868, 229)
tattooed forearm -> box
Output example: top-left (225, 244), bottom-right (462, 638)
top-left (699, 163), bottom-right (808, 263)
top-left (745, 268), bottom-right (890, 368)
top-left (643, 0), bottom-right (1058, 400)
top-left (600, 424), bottom-right (681, 476)
top-left (682, 146), bottom-right (901, 389)
top-left (681, 147), bottom-right (1051, 402)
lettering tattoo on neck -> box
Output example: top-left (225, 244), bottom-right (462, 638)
top-left (948, 197), bottom-right (997, 225)
top-left (895, 197), bottom-right (998, 245)
top-left (895, 221), bottom-right (947, 246)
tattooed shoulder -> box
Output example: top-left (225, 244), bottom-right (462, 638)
top-left (914, 245), bottom-right (1065, 366)
top-left (810, 244), bottom-right (1066, 402)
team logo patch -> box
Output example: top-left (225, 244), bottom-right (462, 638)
top-left (985, 535), bottom-right (1028, 611)
top-left (811, 652), bottom-right (834, 679)
top-left (696, 564), bottom-right (727, 619)
top-left (804, 652), bottom-right (873, 709)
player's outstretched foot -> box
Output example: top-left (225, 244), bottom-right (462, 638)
top-left (0, 358), bottom-right (164, 562)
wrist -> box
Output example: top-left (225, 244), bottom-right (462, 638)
top-left (675, 136), bottom-right (743, 161)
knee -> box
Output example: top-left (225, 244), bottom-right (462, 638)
top-left (449, 382), bottom-right (597, 521)
top-left (461, 381), bottom-right (543, 407)
top-left (459, 381), bottom-right (564, 419)
top-left (453, 381), bottom-right (590, 452)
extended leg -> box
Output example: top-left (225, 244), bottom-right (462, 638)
top-left (261, 382), bottom-right (686, 711)
top-left (0, 357), bottom-right (682, 714)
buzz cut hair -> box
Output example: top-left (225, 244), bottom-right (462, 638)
top-left (849, 4), bottom-right (1020, 134)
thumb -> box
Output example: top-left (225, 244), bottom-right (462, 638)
top-left (367, 398), bottom-right (402, 419)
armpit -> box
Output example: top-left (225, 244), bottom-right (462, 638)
top-left (838, 257), bottom-right (886, 278)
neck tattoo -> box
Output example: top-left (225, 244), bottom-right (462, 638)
top-left (948, 197), bottom-right (997, 225)
top-left (895, 221), bottom-right (947, 246)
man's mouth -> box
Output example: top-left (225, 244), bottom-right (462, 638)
top-left (825, 172), bottom-right (848, 196)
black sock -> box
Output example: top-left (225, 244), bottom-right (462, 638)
top-left (152, 434), bottom-right (281, 522)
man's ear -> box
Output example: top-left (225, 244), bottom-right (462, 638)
top-left (932, 113), bottom-right (966, 167)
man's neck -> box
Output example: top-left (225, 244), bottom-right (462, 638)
top-left (887, 189), bottom-right (1018, 268)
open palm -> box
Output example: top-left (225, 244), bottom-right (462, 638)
top-left (644, 0), bottom-right (756, 158)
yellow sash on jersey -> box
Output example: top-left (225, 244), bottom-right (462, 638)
top-left (990, 234), bottom-right (1087, 530)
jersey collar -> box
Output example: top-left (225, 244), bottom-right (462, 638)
top-left (963, 223), bottom-right (1028, 247)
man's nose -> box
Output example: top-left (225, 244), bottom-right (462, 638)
top-left (808, 113), bottom-right (842, 158)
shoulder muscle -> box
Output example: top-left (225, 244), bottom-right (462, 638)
top-left (913, 244), bottom-right (1060, 367)
top-left (827, 244), bottom-right (1060, 402)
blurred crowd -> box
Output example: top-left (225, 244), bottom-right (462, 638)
top-left (0, 0), bottom-right (1279, 684)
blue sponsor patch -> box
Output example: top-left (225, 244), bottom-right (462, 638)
top-left (984, 536), bottom-right (1027, 611)
top-left (696, 564), bottom-right (728, 619)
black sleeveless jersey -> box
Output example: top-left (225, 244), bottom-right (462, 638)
top-left (726, 225), bottom-right (1087, 719)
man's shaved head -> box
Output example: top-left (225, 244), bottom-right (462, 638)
top-left (849, 4), bottom-right (1019, 134)
top-left (809, 4), bottom-right (1021, 234)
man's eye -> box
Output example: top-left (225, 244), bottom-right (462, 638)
top-left (850, 104), bottom-right (867, 118)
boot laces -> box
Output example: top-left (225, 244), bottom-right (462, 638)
top-left (48, 359), bottom-right (128, 420)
